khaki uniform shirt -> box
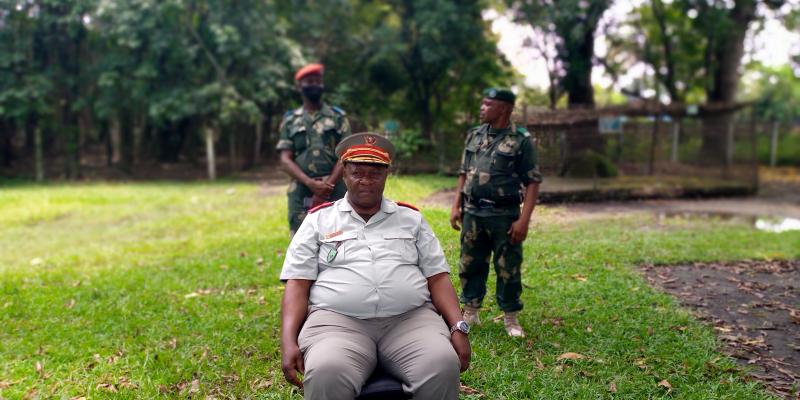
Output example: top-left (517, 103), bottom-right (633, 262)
top-left (280, 197), bottom-right (450, 319)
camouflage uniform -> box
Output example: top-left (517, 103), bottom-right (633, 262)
top-left (276, 104), bottom-right (351, 235)
top-left (458, 124), bottom-right (542, 312)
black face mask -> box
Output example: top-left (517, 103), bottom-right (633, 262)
top-left (301, 85), bottom-right (324, 103)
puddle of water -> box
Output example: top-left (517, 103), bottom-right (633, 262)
top-left (657, 212), bottom-right (800, 233)
top-left (755, 217), bottom-right (800, 233)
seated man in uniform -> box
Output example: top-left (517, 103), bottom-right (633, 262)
top-left (280, 133), bottom-right (471, 400)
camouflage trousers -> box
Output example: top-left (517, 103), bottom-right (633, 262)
top-left (458, 212), bottom-right (524, 312)
top-left (287, 177), bottom-right (347, 236)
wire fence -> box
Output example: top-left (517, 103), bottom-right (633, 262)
top-left (525, 108), bottom-right (763, 190)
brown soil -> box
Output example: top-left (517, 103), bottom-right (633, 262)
top-left (642, 261), bottom-right (800, 399)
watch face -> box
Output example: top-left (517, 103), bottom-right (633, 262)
top-left (458, 321), bottom-right (470, 334)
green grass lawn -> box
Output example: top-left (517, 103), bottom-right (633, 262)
top-left (1, 176), bottom-right (798, 399)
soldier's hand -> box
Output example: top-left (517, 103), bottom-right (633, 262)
top-left (281, 342), bottom-right (305, 388)
top-left (508, 219), bottom-right (529, 244)
top-left (307, 179), bottom-right (333, 198)
top-left (450, 207), bottom-right (462, 231)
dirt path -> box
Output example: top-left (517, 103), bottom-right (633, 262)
top-left (642, 261), bottom-right (800, 399)
top-left (420, 168), bottom-right (800, 221)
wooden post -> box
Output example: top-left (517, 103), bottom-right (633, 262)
top-left (205, 125), bottom-right (216, 181)
top-left (750, 111), bottom-right (759, 193)
top-left (670, 121), bottom-right (680, 163)
top-left (769, 121), bottom-right (779, 167)
top-left (725, 119), bottom-right (735, 167)
top-left (648, 115), bottom-right (661, 176)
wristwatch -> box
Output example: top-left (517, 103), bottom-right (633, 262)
top-left (449, 320), bottom-right (470, 335)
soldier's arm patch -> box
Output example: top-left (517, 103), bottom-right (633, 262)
top-left (397, 202), bottom-right (419, 211)
top-left (331, 106), bottom-right (346, 116)
top-left (308, 202), bottom-right (334, 214)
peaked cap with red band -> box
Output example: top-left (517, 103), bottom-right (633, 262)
top-left (335, 133), bottom-right (396, 166)
top-left (294, 63), bottom-right (324, 81)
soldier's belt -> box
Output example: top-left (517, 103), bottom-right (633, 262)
top-left (464, 195), bottom-right (520, 209)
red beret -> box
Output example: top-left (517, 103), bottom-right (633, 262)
top-left (294, 63), bottom-right (324, 81)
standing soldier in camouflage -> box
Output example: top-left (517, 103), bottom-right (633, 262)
top-left (450, 88), bottom-right (542, 338)
top-left (276, 63), bottom-right (351, 236)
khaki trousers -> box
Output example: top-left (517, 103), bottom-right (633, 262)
top-left (298, 303), bottom-right (460, 400)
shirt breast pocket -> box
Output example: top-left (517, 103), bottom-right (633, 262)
top-left (289, 127), bottom-right (308, 152)
top-left (319, 232), bottom-right (357, 266)
top-left (378, 232), bottom-right (417, 263)
top-left (491, 150), bottom-right (516, 174)
top-left (323, 128), bottom-right (342, 148)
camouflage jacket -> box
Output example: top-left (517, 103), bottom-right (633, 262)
top-left (459, 124), bottom-right (542, 216)
top-left (276, 104), bottom-right (351, 178)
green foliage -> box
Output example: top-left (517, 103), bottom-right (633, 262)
top-left (1, 179), bottom-right (797, 398)
top-left (0, 0), bottom-right (511, 177)
top-left (563, 149), bottom-right (619, 178)
top-left (605, 0), bottom-right (709, 103)
top-left (744, 64), bottom-right (800, 123)
top-left (393, 129), bottom-right (430, 161)
top-left (507, 0), bottom-right (612, 107)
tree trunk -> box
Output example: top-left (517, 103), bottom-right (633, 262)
top-left (559, 18), bottom-right (601, 154)
top-left (561, 24), bottom-right (596, 109)
top-left (120, 112), bottom-right (134, 172)
top-left (0, 120), bottom-right (15, 168)
top-left (229, 128), bottom-right (237, 173)
top-left (700, 0), bottom-right (756, 162)
top-left (133, 113), bottom-right (146, 164)
top-left (205, 125), bottom-right (217, 181)
top-left (34, 124), bottom-right (44, 181)
top-left (64, 109), bottom-right (81, 180)
top-left (253, 115), bottom-right (263, 166)
top-left (110, 116), bottom-right (122, 165)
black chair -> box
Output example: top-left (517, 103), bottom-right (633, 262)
top-left (356, 366), bottom-right (409, 400)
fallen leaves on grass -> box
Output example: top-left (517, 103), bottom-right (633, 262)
top-left (96, 383), bottom-right (118, 393)
top-left (172, 379), bottom-right (201, 395)
top-left (608, 381), bottom-right (617, 393)
top-left (657, 379), bottom-right (672, 392)
top-left (250, 378), bottom-right (272, 390)
top-left (789, 309), bottom-right (800, 325)
top-left (184, 288), bottom-right (215, 298)
top-left (35, 361), bottom-right (49, 379)
top-left (118, 376), bottom-right (138, 389)
top-left (64, 298), bottom-right (76, 309)
top-left (459, 383), bottom-right (484, 396)
top-left (571, 274), bottom-right (588, 282)
top-left (557, 352), bottom-right (587, 361)
top-left (0, 380), bottom-right (18, 389)
top-left (23, 388), bottom-right (38, 400)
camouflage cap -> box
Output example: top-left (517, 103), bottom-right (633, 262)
top-left (335, 132), bottom-right (395, 166)
top-left (483, 87), bottom-right (516, 104)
